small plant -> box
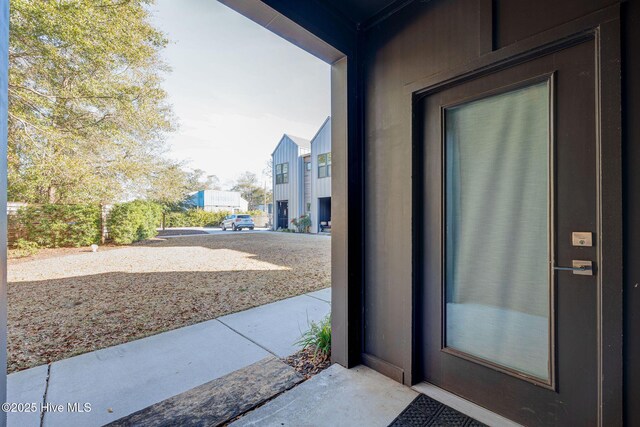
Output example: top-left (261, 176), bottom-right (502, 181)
top-left (295, 314), bottom-right (331, 361)
top-left (13, 239), bottom-right (40, 258)
top-left (290, 214), bottom-right (312, 233)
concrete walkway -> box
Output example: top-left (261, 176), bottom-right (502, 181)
top-left (7, 288), bottom-right (331, 427)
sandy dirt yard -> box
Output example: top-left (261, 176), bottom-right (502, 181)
top-left (8, 232), bottom-right (331, 373)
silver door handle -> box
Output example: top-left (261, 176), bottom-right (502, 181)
top-left (553, 260), bottom-right (593, 275)
top-left (553, 266), bottom-right (590, 271)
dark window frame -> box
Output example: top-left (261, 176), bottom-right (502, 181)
top-left (318, 152), bottom-right (331, 178)
top-left (276, 162), bottom-right (289, 184)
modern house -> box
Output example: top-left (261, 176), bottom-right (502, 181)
top-left (221, 1), bottom-right (638, 426)
top-left (188, 190), bottom-right (248, 213)
top-left (271, 134), bottom-right (310, 230)
top-left (272, 118), bottom-right (331, 232)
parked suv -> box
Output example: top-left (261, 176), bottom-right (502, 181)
top-left (221, 214), bottom-right (255, 231)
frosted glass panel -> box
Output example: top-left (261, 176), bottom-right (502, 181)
top-left (444, 82), bottom-right (550, 381)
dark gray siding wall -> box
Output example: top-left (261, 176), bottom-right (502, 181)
top-left (623, 1), bottom-right (640, 424)
top-left (360, 0), bottom-right (622, 387)
top-left (362, 0), bottom-right (484, 383)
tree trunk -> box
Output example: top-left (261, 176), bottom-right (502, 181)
top-left (47, 186), bottom-right (56, 204)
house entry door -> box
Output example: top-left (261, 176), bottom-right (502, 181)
top-left (418, 40), bottom-right (600, 426)
top-left (277, 201), bottom-right (288, 230)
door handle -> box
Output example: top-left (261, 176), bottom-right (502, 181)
top-left (553, 266), bottom-right (590, 271)
top-left (553, 260), bottom-right (593, 276)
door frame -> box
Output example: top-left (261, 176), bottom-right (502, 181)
top-left (409, 5), bottom-right (622, 426)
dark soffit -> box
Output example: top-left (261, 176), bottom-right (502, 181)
top-left (320, 0), bottom-right (416, 28)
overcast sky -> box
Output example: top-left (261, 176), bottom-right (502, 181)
top-left (151, 0), bottom-right (331, 188)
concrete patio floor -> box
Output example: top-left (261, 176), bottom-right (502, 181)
top-left (231, 364), bottom-right (419, 427)
top-left (7, 288), bottom-right (331, 427)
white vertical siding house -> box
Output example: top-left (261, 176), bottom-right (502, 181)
top-left (310, 117), bottom-right (331, 233)
top-left (272, 134), bottom-right (310, 230)
top-left (271, 118), bottom-right (332, 233)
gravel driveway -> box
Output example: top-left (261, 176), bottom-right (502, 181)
top-left (8, 232), bottom-right (331, 373)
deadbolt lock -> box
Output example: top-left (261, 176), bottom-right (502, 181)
top-left (572, 232), bottom-right (593, 247)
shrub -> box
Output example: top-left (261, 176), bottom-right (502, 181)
top-left (13, 239), bottom-right (40, 258)
top-left (188, 209), bottom-right (228, 227)
top-left (107, 200), bottom-right (163, 244)
top-left (291, 214), bottom-right (311, 233)
top-left (164, 209), bottom-right (230, 228)
top-left (164, 211), bottom-right (190, 228)
top-left (295, 314), bottom-right (331, 360)
top-left (14, 204), bottom-right (101, 248)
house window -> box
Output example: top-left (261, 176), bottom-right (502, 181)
top-left (275, 162), bottom-right (288, 184)
top-left (318, 152), bottom-right (331, 178)
top-left (306, 202), bottom-right (311, 212)
top-left (305, 162), bottom-right (311, 171)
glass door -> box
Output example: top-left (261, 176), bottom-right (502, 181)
top-left (443, 81), bottom-right (552, 383)
top-left (418, 39), bottom-right (599, 426)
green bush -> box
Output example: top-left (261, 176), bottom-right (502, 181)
top-left (291, 214), bottom-right (312, 233)
top-left (107, 200), bottom-right (163, 244)
top-left (164, 209), bottom-right (230, 228)
top-left (12, 239), bottom-right (40, 257)
top-left (164, 211), bottom-right (190, 228)
top-left (14, 204), bottom-right (101, 248)
top-left (295, 314), bottom-right (331, 360)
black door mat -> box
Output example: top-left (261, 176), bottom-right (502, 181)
top-left (105, 356), bottom-right (303, 427)
top-left (389, 394), bottom-right (487, 427)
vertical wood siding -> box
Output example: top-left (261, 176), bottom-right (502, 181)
top-left (311, 117), bottom-right (332, 232)
top-left (304, 156), bottom-right (311, 212)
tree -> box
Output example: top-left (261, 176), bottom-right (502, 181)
top-left (230, 171), bottom-right (267, 211)
top-left (263, 159), bottom-right (273, 180)
top-left (142, 164), bottom-right (220, 229)
top-left (202, 174), bottom-right (222, 191)
top-left (8, 0), bottom-right (175, 204)
top-left (144, 162), bottom-right (197, 207)
top-left (261, 159), bottom-right (273, 206)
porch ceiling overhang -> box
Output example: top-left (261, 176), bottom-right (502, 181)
top-left (217, 0), bottom-right (410, 63)
top-left (218, 0), bottom-right (347, 64)
top-left (322, 0), bottom-right (414, 28)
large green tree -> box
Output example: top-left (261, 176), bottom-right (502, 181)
top-left (231, 171), bottom-right (269, 211)
top-left (143, 165), bottom-right (221, 207)
top-left (8, 0), bottom-right (176, 204)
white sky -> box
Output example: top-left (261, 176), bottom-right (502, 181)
top-left (150, 0), bottom-right (331, 188)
